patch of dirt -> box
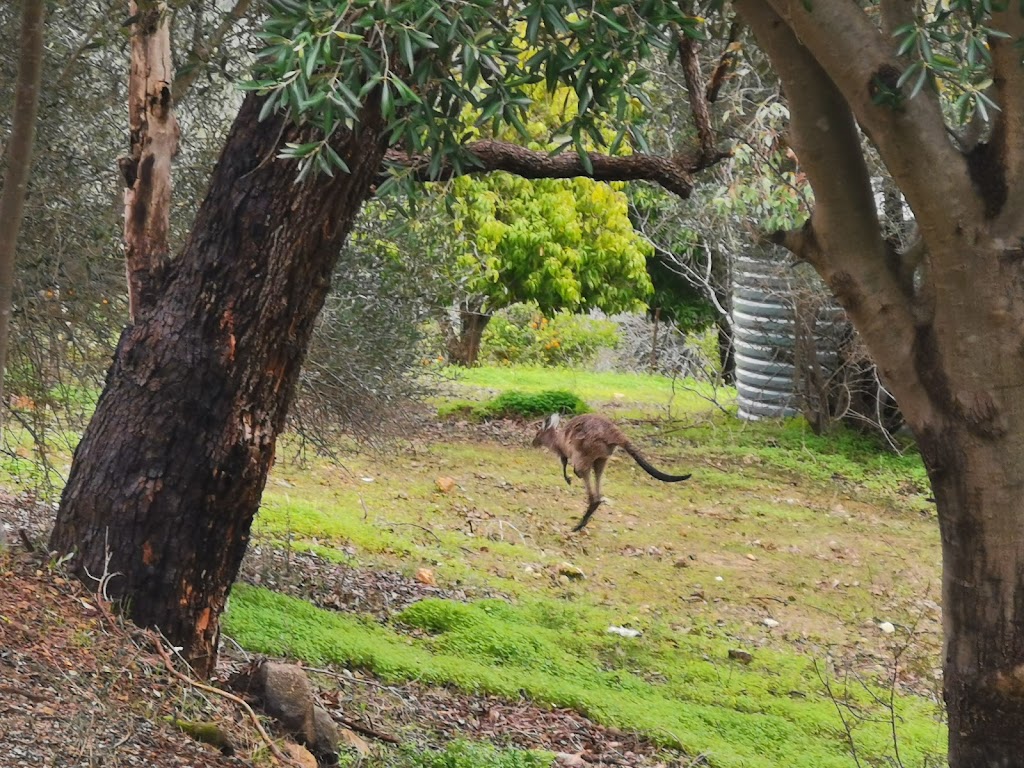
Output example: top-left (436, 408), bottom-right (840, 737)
top-left (0, 551), bottom-right (254, 768)
top-left (317, 671), bottom-right (688, 767)
top-left (2, 497), bottom-right (689, 768)
top-left (239, 544), bottom-right (506, 622)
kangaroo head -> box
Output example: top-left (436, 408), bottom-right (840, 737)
top-left (531, 413), bottom-right (561, 447)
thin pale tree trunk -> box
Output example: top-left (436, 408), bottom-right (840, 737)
top-left (0, 0), bottom-right (46, 423)
top-left (121, 0), bottom-right (178, 323)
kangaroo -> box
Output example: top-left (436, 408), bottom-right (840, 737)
top-left (532, 413), bottom-right (691, 532)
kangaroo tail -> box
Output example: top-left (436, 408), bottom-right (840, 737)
top-left (625, 444), bottom-right (691, 483)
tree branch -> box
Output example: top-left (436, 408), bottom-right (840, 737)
top-left (171, 0), bottom-right (253, 103)
top-left (761, 0), bottom-right (981, 233)
top-left (706, 21), bottom-right (742, 104)
top-left (675, 31), bottom-right (717, 162)
top-left (879, 0), bottom-right (915, 38)
top-left (988, 6), bottom-right (1024, 222)
top-left (383, 139), bottom-right (728, 198)
top-left (736, 0), bottom-right (934, 426)
top-left (57, 5), bottom-right (115, 85)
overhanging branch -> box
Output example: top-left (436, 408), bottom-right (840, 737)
top-left (676, 30), bottom-right (717, 162)
top-left (383, 139), bottom-right (729, 199)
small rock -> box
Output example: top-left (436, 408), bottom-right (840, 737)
top-left (556, 562), bottom-right (586, 580)
top-left (762, 618), bottom-right (780, 628)
top-left (728, 649), bottom-right (754, 664)
top-left (879, 621), bottom-right (896, 634)
top-left (339, 727), bottom-right (371, 756)
top-left (435, 476), bottom-right (457, 493)
top-left (672, 557), bottom-right (690, 568)
top-left (284, 743), bottom-right (318, 768)
top-left (555, 752), bottom-right (587, 767)
top-left (745, 553), bottom-right (757, 561)
top-left (415, 568), bottom-right (436, 586)
top-left (607, 626), bottom-right (642, 638)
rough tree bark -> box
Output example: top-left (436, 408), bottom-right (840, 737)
top-left (736, 1), bottom-right (1024, 765)
top-left (120, 0), bottom-right (179, 324)
top-left (49, 92), bottom-right (387, 677)
top-left (0, 0), bottom-right (45, 421)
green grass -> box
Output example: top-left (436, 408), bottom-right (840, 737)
top-left (439, 365), bottom-right (729, 417)
top-left (239, 364), bottom-right (943, 766)
top-left (225, 587), bottom-right (944, 768)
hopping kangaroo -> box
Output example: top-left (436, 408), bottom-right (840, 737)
top-left (532, 413), bottom-right (691, 532)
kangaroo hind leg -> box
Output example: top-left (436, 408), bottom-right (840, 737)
top-left (571, 466), bottom-right (603, 532)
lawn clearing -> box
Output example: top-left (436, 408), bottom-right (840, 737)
top-left (234, 366), bottom-right (944, 767)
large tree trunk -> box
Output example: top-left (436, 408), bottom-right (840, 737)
top-left (921, 424), bottom-right (1024, 766)
top-left (49, 92), bottom-right (386, 677)
top-left (735, 3), bottom-right (1024, 764)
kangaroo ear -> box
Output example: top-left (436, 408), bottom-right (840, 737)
top-left (546, 413), bottom-right (561, 429)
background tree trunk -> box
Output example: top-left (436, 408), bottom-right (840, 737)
top-left (49, 92), bottom-right (386, 677)
top-left (0, 0), bottom-right (45, 422)
top-left (445, 301), bottom-right (490, 366)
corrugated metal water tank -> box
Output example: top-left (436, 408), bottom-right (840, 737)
top-left (732, 250), bottom-right (844, 420)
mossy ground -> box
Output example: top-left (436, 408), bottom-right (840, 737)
top-left (227, 367), bottom-right (945, 767)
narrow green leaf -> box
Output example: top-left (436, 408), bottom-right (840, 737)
top-left (398, 28), bottom-right (415, 71)
top-left (909, 66), bottom-right (928, 99)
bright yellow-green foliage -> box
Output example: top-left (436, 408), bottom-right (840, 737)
top-left (452, 172), bottom-right (653, 314)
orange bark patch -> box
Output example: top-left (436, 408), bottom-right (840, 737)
top-left (142, 540), bottom-right (155, 566)
top-left (196, 606), bottom-right (211, 633)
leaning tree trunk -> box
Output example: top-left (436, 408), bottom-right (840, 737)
top-left (49, 92), bottom-right (386, 677)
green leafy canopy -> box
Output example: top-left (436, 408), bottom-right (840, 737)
top-left (242, 0), bottom-right (703, 182)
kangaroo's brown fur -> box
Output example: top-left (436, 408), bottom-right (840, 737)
top-left (532, 413), bottom-right (691, 531)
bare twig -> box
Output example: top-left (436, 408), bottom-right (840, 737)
top-left (334, 714), bottom-right (402, 745)
top-left (0, 684), bottom-right (48, 703)
top-left (380, 519), bottom-right (443, 544)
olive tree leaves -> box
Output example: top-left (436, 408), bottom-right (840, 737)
top-left (241, 0), bottom-right (702, 184)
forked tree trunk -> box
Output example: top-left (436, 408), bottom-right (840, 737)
top-left (49, 92), bottom-right (386, 677)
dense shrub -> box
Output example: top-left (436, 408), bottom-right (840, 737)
top-left (481, 302), bottom-right (619, 367)
top-left (438, 389), bottom-right (589, 421)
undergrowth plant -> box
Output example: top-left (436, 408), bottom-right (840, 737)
top-left (481, 303), bottom-right (620, 368)
top-left (439, 389), bottom-right (589, 421)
